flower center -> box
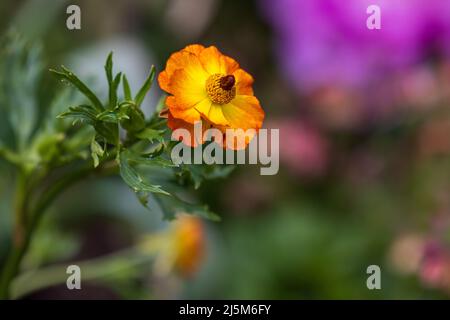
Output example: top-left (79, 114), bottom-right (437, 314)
top-left (205, 74), bottom-right (236, 104)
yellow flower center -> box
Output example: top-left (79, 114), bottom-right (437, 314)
top-left (205, 73), bottom-right (236, 104)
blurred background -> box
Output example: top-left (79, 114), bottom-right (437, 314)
top-left (1, 0), bottom-right (450, 299)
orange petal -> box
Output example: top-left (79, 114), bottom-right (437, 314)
top-left (158, 70), bottom-right (171, 93)
top-left (199, 46), bottom-right (223, 74)
top-left (168, 68), bottom-right (207, 110)
top-left (199, 46), bottom-right (239, 75)
top-left (222, 95), bottom-right (264, 130)
top-left (208, 103), bottom-right (229, 126)
top-left (162, 51), bottom-right (208, 85)
top-left (234, 69), bottom-right (254, 95)
top-left (193, 98), bottom-right (213, 118)
top-left (173, 52), bottom-right (209, 85)
top-left (183, 44), bottom-right (205, 56)
top-left (166, 96), bottom-right (201, 123)
top-left (162, 51), bottom-right (187, 80)
top-left (167, 112), bottom-right (204, 147)
top-left (223, 128), bottom-right (257, 150)
top-left (222, 55), bottom-right (240, 74)
top-left (159, 54), bottom-right (208, 95)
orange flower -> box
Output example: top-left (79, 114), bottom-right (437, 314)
top-left (172, 215), bottom-right (205, 277)
top-left (140, 214), bottom-right (205, 278)
top-left (158, 44), bottom-right (265, 149)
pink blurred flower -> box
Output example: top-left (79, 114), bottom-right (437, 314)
top-left (271, 120), bottom-right (329, 177)
top-left (420, 241), bottom-right (450, 288)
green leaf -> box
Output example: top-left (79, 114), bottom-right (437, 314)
top-left (57, 104), bottom-right (98, 124)
top-left (111, 72), bottom-right (122, 107)
top-left (0, 142), bottom-right (22, 165)
top-left (122, 75), bottom-right (132, 101)
top-left (134, 66), bottom-right (155, 107)
top-left (60, 126), bottom-right (93, 159)
top-left (58, 105), bottom-right (119, 145)
top-left (178, 164), bottom-right (236, 189)
top-left (96, 109), bottom-right (129, 123)
top-left (105, 52), bottom-right (113, 83)
top-left (50, 66), bottom-right (104, 112)
top-left (127, 151), bottom-right (176, 168)
top-left (90, 136), bottom-right (105, 168)
top-left (32, 132), bottom-right (65, 163)
top-left (0, 34), bottom-right (42, 150)
top-left (105, 52), bottom-right (122, 109)
top-left (155, 194), bottom-right (220, 221)
top-left (136, 191), bottom-right (150, 208)
top-left (44, 86), bottom-right (84, 131)
top-left (135, 128), bottom-right (165, 143)
top-left (94, 121), bottom-right (119, 145)
top-left (120, 103), bottom-right (146, 133)
top-left (119, 150), bottom-right (170, 196)
top-left (155, 94), bottom-right (167, 113)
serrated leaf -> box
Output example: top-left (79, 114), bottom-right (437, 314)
top-left (94, 121), bottom-right (119, 145)
top-left (90, 136), bottom-right (105, 168)
top-left (119, 151), bottom-right (170, 196)
top-left (96, 109), bottom-right (129, 123)
top-left (50, 66), bottom-right (104, 112)
top-left (57, 104), bottom-right (98, 124)
top-left (127, 151), bottom-right (176, 168)
top-left (135, 128), bottom-right (165, 143)
top-left (155, 194), bottom-right (220, 221)
top-left (178, 164), bottom-right (236, 189)
top-left (134, 66), bottom-right (155, 107)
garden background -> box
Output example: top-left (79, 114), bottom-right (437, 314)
top-left (1, 0), bottom-right (450, 299)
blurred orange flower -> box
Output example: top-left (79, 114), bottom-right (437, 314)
top-left (141, 214), bottom-right (205, 278)
top-left (172, 215), bottom-right (205, 277)
top-left (158, 44), bottom-right (264, 149)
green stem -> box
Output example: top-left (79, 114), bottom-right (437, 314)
top-left (0, 161), bottom-right (118, 299)
top-left (13, 171), bottom-right (28, 248)
top-left (0, 171), bottom-right (29, 299)
top-left (11, 247), bottom-right (154, 299)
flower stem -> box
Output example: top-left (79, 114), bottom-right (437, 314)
top-left (0, 161), bottom-right (119, 299)
top-left (11, 247), bottom-right (154, 299)
top-left (0, 170), bottom-right (29, 299)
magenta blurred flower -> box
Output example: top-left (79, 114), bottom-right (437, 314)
top-left (261, 0), bottom-right (450, 93)
top-left (420, 241), bottom-right (450, 288)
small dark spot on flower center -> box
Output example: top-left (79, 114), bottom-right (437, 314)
top-left (220, 75), bottom-right (235, 91)
top-left (206, 73), bottom-right (236, 104)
